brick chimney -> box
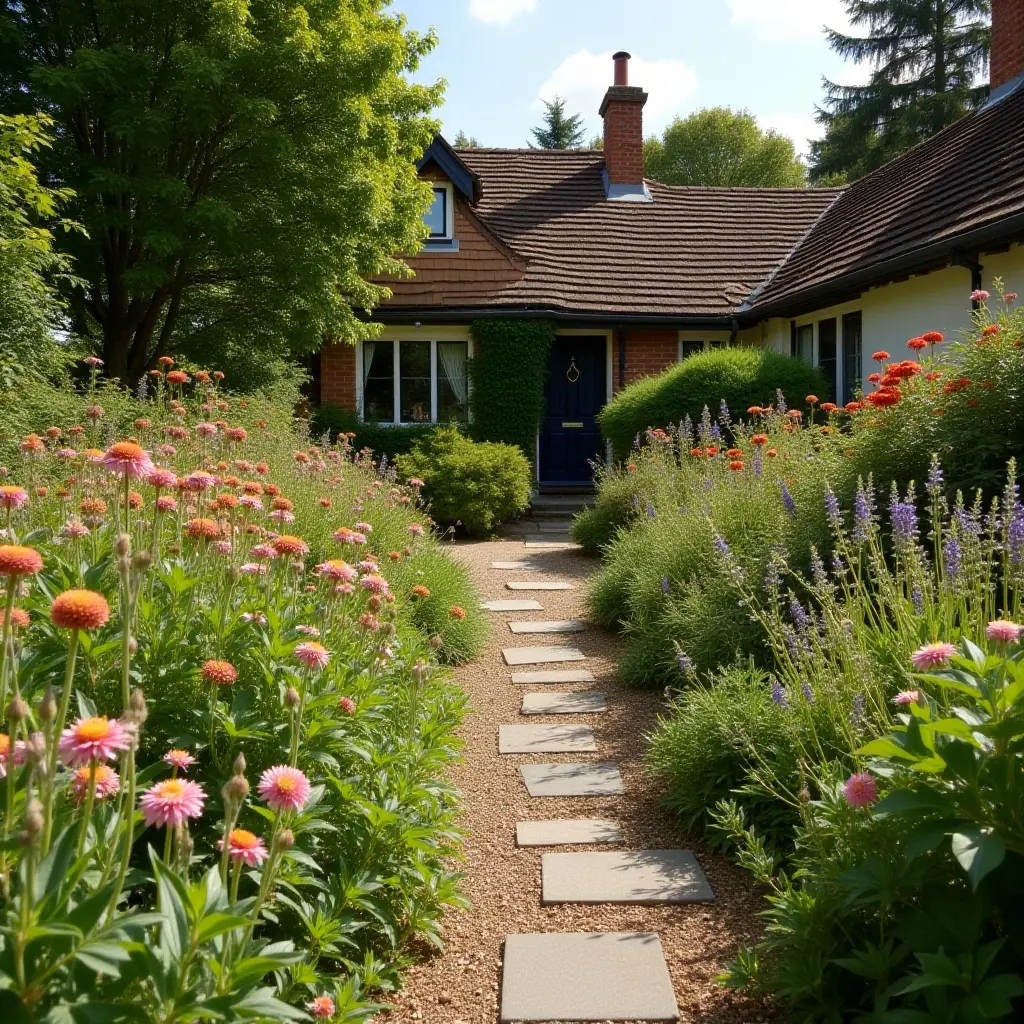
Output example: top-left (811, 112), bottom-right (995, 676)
top-left (600, 51), bottom-right (650, 200)
top-left (991, 0), bottom-right (1024, 94)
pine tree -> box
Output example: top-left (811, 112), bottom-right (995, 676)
top-left (453, 130), bottom-right (479, 148)
top-left (530, 95), bottom-right (586, 149)
top-left (809, 0), bottom-right (990, 183)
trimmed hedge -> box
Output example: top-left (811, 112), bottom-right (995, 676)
top-left (598, 347), bottom-right (826, 457)
top-left (311, 404), bottom-right (436, 461)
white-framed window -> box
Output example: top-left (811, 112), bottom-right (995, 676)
top-left (678, 337), bottom-right (730, 360)
top-left (424, 184), bottom-right (454, 240)
top-left (360, 339), bottom-right (469, 425)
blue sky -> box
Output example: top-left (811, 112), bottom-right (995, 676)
top-left (394, 0), bottom-right (869, 157)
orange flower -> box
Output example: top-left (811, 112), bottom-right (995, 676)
top-left (982, 324), bottom-right (999, 337)
top-left (728, 460), bottom-right (744, 471)
top-left (751, 434), bottom-right (768, 446)
top-left (922, 331), bottom-right (943, 344)
top-left (216, 493), bottom-right (238, 510)
top-left (766, 448), bottom-right (778, 458)
top-left (786, 410), bottom-right (802, 420)
top-left (157, 356), bottom-right (175, 366)
top-left (820, 402), bottom-right (838, 413)
top-left (805, 394), bottom-right (818, 404)
top-left (449, 605), bottom-right (466, 621)
top-left (166, 370), bottom-right (189, 384)
top-left (907, 337), bottom-right (927, 352)
top-left (689, 447), bottom-right (704, 457)
top-left (51, 590), bottom-right (110, 630)
top-left (871, 350), bottom-right (890, 362)
top-left (186, 517), bottom-right (220, 540)
top-left (271, 496), bottom-right (294, 511)
top-left (0, 545), bottom-right (43, 577)
top-left (319, 498), bottom-right (332, 508)
top-left (2, 608), bottom-right (30, 629)
top-left (81, 497), bottom-right (107, 516)
top-left (706, 446), bottom-right (719, 456)
top-left (845, 401), bottom-right (864, 413)
top-left (726, 448), bottom-right (743, 458)
top-left (272, 535), bottom-right (308, 557)
top-left (202, 659), bottom-right (238, 685)
top-left (942, 378), bottom-right (971, 395)
top-left (747, 406), bottom-right (763, 415)
top-left (411, 585), bottom-right (431, 598)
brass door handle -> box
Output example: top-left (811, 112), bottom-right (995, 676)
top-left (561, 421), bottom-right (584, 428)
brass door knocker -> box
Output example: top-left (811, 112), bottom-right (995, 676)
top-left (566, 356), bottom-right (580, 383)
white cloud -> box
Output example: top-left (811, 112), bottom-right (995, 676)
top-left (536, 50), bottom-right (698, 136)
top-left (468, 0), bottom-right (537, 25)
top-left (726, 0), bottom-right (851, 41)
top-left (759, 112), bottom-right (822, 160)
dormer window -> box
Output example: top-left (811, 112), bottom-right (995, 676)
top-left (422, 182), bottom-right (458, 251)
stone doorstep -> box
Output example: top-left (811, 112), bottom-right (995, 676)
top-left (508, 620), bottom-right (586, 635)
top-left (537, 521), bottom-right (574, 533)
top-left (502, 646), bottom-right (586, 666)
top-left (523, 540), bottom-right (580, 548)
top-left (519, 762), bottom-right (624, 797)
top-left (505, 581), bottom-right (575, 590)
top-left (491, 561), bottom-right (534, 570)
top-left (515, 819), bottom-right (622, 847)
top-left (541, 850), bottom-right (715, 905)
top-left (510, 669), bottom-right (595, 685)
top-left (498, 724), bottom-right (597, 754)
top-left (500, 932), bottom-right (679, 1022)
top-left (482, 600), bottom-right (543, 612)
top-left (521, 691), bottom-right (607, 715)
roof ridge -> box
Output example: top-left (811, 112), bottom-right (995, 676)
top-left (456, 147), bottom-right (603, 155)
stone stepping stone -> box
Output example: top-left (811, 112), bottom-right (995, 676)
top-left (511, 669), bottom-right (595, 685)
top-left (522, 691), bottom-right (607, 715)
top-left (482, 599), bottom-right (543, 612)
top-left (524, 539), bottom-right (579, 548)
top-left (520, 762), bottom-right (624, 797)
top-left (537, 521), bottom-right (573, 533)
top-left (509, 619), bottom-right (586, 635)
top-left (502, 645), bottom-right (585, 666)
top-left (492, 561), bottom-right (533, 570)
top-left (516, 819), bottom-right (622, 846)
top-left (506, 581), bottom-right (574, 590)
top-left (500, 932), bottom-right (679, 1022)
top-left (499, 724), bottom-right (596, 754)
top-left (541, 850), bottom-right (714, 905)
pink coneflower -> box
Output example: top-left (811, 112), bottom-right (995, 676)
top-left (970, 289), bottom-right (990, 303)
top-left (354, 522), bottom-right (373, 533)
top-left (333, 528), bottom-right (367, 546)
top-left (986, 619), bottom-right (1023, 645)
top-left (249, 543), bottom-right (277, 560)
top-left (139, 778), bottom-right (206, 828)
top-left (239, 562), bottom-right (268, 576)
top-left (147, 467), bottom-right (178, 490)
top-left (296, 624), bottom-right (321, 636)
top-left (218, 828), bottom-right (269, 866)
top-left (910, 642), bottom-right (957, 671)
top-left (241, 612), bottom-right (268, 625)
top-left (163, 748), bottom-right (197, 772)
top-left (196, 422), bottom-right (217, 437)
top-left (359, 574), bottom-right (390, 595)
top-left (843, 772), bottom-right (879, 809)
top-left (58, 716), bottom-right (132, 767)
top-left (317, 560), bottom-right (357, 582)
top-left (72, 764), bottom-right (121, 804)
top-left (181, 471), bottom-right (217, 493)
top-left (155, 495), bottom-right (178, 513)
top-left (214, 540), bottom-right (233, 555)
top-left (338, 696), bottom-right (356, 715)
top-left (407, 523), bottom-right (424, 537)
top-left (100, 442), bottom-right (154, 479)
top-left (295, 641), bottom-right (330, 670)
top-left (335, 584), bottom-right (354, 595)
top-left (84, 355), bottom-right (104, 368)
top-left (158, 443), bottom-right (178, 456)
top-left (61, 518), bottom-right (90, 540)
top-left (306, 996), bottom-right (335, 1020)
top-left (407, 477), bottom-right (424, 488)
top-left (239, 495), bottom-right (263, 510)
top-left (269, 509), bottom-right (295, 524)
top-left (892, 690), bottom-right (923, 706)
top-left (258, 765), bottom-right (311, 812)
top-left (357, 560), bottom-right (378, 573)
top-left (55, 448), bottom-right (78, 460)
top-left (0, 486), bottom-right (28, 509)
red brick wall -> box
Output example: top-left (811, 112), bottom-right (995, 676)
top-left (603, 99), bottom-right (645, 185)
top-left (612, 328), bottom-right (678, 392)
top-left (992, 0), bottom-right (1024, 89)
top-left (320, 341), bottom-right (356, 411)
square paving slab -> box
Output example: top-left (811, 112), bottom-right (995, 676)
top-left (499, 724), bottom-right (597, 754)
top-left (509, 619), bottom-right (586, 635)
top-left (503, 645), bottom-right (585, 665)
top-left (511, 669), bottom-right (595, 685)
top-left (516, 819), bottom-right (622, 847)
top-left (506, 580), bottom-right (575, 590)
top-left (521, 691), bottom-right (607, 715)
top-left (482, 599), bottom-right (543, 612)
top-left (520, 762), bottom-right (624, 797)
top-left (524, 539), bottom-right (579, 548)
top-left (541, 850), bottom-right (714, 905)
top-left (492, 561), bottom-right (533, 570)
top-left (537, 521), bottom-right (574, 533)
top-left (500, 932), bottom-right (679, 1022)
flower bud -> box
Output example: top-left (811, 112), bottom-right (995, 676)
top-left (24, 799), bottom-right (44, 837)
top-left (6, 695), bottom-right (29, 723)
top-left (429, 635), bottom-right (443, 649)
top-left (39, 685), bottom-right (57, 723)
top-left (180, 831), bottom-right (194, 862)
top-left (383, 622), bottom-right (397, 638)
top-left (115, 533), bottom-right (132, 557)
top-left (116, 556), bottom-right (131, 575)
top-left (127, 688), bottom-right (148, 724)
top-left (798, 786), bottom-right (811, 804)
top-left (368, 595), bottom-right (381, 612)
top-left (233, 753), bottom-right (247, 776)
top-left (411, 660), bottom-right (429, 686)
top-left (285, 687), bottom-right (301, 708)
top-left (128, 637), bottom-right (138, 656)
top-left (24, 731), bottom-right (47, 766)
top-left (132, 550), bottom-right (153, 573)
top-left (274, 829), bottom-right (295, 851)
top-left (222, 773), bottom-right (250, 803)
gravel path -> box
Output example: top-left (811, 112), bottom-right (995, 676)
top-left (381, 534), bottom-right (776, 1024)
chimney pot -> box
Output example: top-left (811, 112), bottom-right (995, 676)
top-left (612, 51), bottom-right (631, 86)
top-left (991, 0), bottom-right (1024, 93)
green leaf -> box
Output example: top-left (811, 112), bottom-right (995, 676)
top-left (74, 940), bottom-right (132, 977)
top-left (950, 828), bottom-right (1005, 890)
top-left (873, 789), bottom-right (945, 815)
top-left (151, 851), bottom-right (190, 959)
top-left (228, 986), bottom-right (309, 1020)
top-left (34, 826), bottom-right (78, 906)
top-left (195, 913), bottom-right (250, 945)
top-left (75, 690), bottom-right (98, 720)
top-left (858, 737), bottom-right (918, 761)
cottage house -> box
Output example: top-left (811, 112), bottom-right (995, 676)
top-left (320, 0), bottom-right (1024, 487)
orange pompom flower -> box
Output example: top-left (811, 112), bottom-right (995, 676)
top-left (871, 350), bottom-right (890, 362)
top-left (186, 517), bottom-right (221, 540)
top-left (51, 590), bottom-right (110, 631)
top-left (202, 659), bottom-right (238, 686)
top-left (0, 545), bottom-right (43, 577)
top-left (272, 535), bottom-right (308, 557)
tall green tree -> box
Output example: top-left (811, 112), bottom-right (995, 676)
top-left (0, 0), bottom-right (442, 385)
top-left (530, 95), bottom-right (586, 149)
top-left (0, 112), bottom-right (76, 380)
top-left (810, 0), bottom-right (990, 183)
top-left (453, 130), bottom-right (479, 148)
top-left (644, 108), bottom-right (807, 187)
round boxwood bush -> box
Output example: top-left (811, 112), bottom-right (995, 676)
top-left (397, 425), bottom-right (532, 537)
top-left (598, 347), bottom-right (826, 457)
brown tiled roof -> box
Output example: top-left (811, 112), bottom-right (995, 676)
top-left (412, 148), bottom-right (841, 318)
top-left (749, 84), bottom-right (1024, 313)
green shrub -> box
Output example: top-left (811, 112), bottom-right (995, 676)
top-left (598, 347), bottom-right (825, 457)
top-left (311, 404), bottom-right (436, 461)
top-left (397, 425), bottom-right (532, 537)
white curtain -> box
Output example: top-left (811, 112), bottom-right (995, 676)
top-left (438, 342), bottom-right (468, 405)
top-left (362, 342), bottom-right (376, 387)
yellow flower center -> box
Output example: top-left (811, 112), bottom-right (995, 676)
top-left (158, 779), bottom-right (186, 799)
top-left (230, 829), bottom-right (259, 848)
top-left (76, 716), bottom-right (113, 741)
top-left (275, 776), bottom-right (297, 793)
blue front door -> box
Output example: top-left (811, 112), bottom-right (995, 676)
top-left (539, 336), bottom-right (606, 485)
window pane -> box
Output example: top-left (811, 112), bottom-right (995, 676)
top-left (400, 341), bottom-right (432, 422)
top-left (425, 188), bottom-right (447, 237)
top-left (796, 324), bottom-right (813, 364)
top-left (437, 342), bottom-right (469, 421)
top-left (707, 339), bottom-right (725, 350)
top-left (842, 312), bottom-right (862, 405)
top-left (681, 340), bottom-right (704, 359)
top-left (362, 341), bottom-right (394, 423)
top-left (817, 318), bottom-right (837, 403)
